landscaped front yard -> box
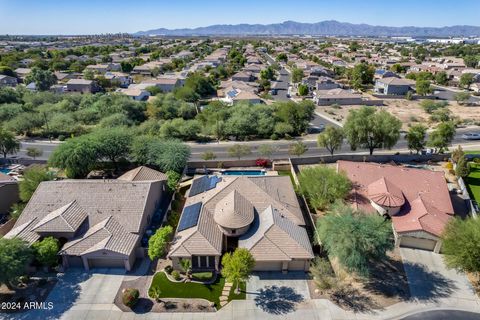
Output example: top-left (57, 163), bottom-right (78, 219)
top-left (466, 162), bottom-right (480, 203)
top-left (149, 272), bottom-right (245, 309)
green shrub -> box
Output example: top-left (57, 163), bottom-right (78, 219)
top-left (172, 270), bottom-right (181, 280)
top-left (165, 265), bottom-right (173, 274)
top-left (122, 288), bottom-right (139, 308)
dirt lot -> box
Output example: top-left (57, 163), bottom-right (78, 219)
top-left (317, 99), bottom-right (480, 130)
top-left (308, 249), bottom-right (410, 311)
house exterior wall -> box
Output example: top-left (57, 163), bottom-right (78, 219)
top-left (138, 181), bottom-right (164, 236)
top-left (66, 83), bottom-right (93, 93)
top-left (316, 97), bottom-right (363, 106)
top-left (0, 183), bottom-right (19, 214)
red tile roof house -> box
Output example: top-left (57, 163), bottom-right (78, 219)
top-left (337, 161), bottom-right (454, 253)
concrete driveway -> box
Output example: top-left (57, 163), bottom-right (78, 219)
top-left (3, 267), bottom-right (127, 320)
top-left (400, 248), bottom-right (478, 303)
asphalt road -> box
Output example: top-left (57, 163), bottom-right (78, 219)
top-left (433, 85), bottom-right (480, 103)
top-left (11, 127), bottom-right (480, 162)
top-left (400, 310), bottom-right (480, 320)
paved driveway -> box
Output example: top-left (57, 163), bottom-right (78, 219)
top-left (3, 267), bottom-right (127, 320)
top-left (400, 248), bottom-right (477, 303)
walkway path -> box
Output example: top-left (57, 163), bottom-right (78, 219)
top-left (219, 282), bottom-right (233, 307)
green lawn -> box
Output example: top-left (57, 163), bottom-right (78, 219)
top-left (466, 163), bottom-right (480, 203)
top-left (149, 272), bottom-right (245, 308)
top-left (192, 272), bottom-right (213, 281)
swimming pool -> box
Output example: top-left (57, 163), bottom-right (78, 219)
top-left (222, 170), bottom-right (266, 176)
top-left (0, 167), bottom-right (10, 175)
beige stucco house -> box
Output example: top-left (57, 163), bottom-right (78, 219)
top-left (168, 175), bottom-right (313, 272)
top-left (5, 166), bottom-right (167, 271)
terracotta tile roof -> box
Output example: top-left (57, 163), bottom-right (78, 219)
top-left (367, 177), bottom-right (405, 207)
top-left (338, 161), bottom-right (454, 237)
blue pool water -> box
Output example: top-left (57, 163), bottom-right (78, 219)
top-left (222, 170), bottom-right (265, 176)
top-left (0, 168), bottom-right (10, 174)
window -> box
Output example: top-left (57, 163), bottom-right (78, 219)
top-left (208, 256), bottom-right (215, 268)
top-left (200, 256), bottom-right (207, 267)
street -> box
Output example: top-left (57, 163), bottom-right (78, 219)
top-left (12, 127), bottom-right (480, 162)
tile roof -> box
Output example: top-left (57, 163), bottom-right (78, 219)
top-left (32, 200), bottom-right (87, 233)
top-left (117, 166), bottom-right (167, 182)
top-left (367, 177), bottom-right (405, 207)
top-left (338, 161), bottom-right (454, 237)
top-left (169, 176), bottom-right (310, 260)
top-left (239, 206), bottom-right (313, 261)
top-left (6, 177), bottom-right (159, 256)
top-left (213, 190), bottom-right (254, 229)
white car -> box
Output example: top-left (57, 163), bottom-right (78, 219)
top-left (462, 133), bottom-right (480, 140)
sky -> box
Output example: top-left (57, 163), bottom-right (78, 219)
top-left (1, 0), bottom-right (479, 35)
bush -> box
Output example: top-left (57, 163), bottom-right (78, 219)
top-left (298, 166), bottom-right (351, 210)
top-left (255, 158), bottom-right (268, 167)
top-left (310, 257), bottom-right (337, 291)
top-left (165, 265), bottom-right (173, 274)
top-left (122, 288), bottom-right (140, 308)
top-left (172, 270), bottom-right (181, 280)
top-left (58, 135), bottom-right (66, 141)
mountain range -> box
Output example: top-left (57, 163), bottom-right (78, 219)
top-left (134, 20), bottom-right (480, 37)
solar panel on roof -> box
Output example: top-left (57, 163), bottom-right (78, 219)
top-left (177, 202), bottom-right (202, 231)
top-left (189, 176), bottom-right (221, 196)
top-left (189, 175), bottom-right (209, 196)
top-left (207, 176), bottom-right (221, 190)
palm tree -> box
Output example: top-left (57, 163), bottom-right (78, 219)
top-left (180, 259), bottom-right (192, 278)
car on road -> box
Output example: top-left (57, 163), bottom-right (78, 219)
top-left (269, 89), bottom-right (277, 95)
top-left (462, 133), bottom-right (480, 140)
top-left (307, 124), bottom-right (325, 134)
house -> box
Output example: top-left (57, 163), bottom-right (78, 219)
top-left (0, 75), bottom-right (18, 87)
top-left (168, 175), bottom-right (313, 272)
top-left (85, 63), bottom-right (121, 73)
top-left (147, 78), bottom-right (182, 93)
top-left (374, 69), bottom-right (399, 79)
top-left (471, 83), bottom-right (480, 93)
top-left (14, 68), bottom-right (32, 81)
top-left (104, 72), bottom-right (132, 88)
top-left (315, 77), bottom-right (340, 90)
top-left (221, 88), bottom-right (262, 105)
top-left (66, 79), bottom-right (95, 93)
top-left (374, 77), bottom-right (413, 95)
top-left (337, 161), bottom-right (454, 253)
top-left (232, 71), bottom-right (254, 82)
top-left (118, 88), bottom-right (150, 101)
top-left (5, 166), bottom-right (167, 271)
top-left (0, 173), bottom-right (19, 214)
top-left (314, 88), bottom-right (364, 106)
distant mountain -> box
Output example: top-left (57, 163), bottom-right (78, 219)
top-left (134, 20), bottom-right (480, 37)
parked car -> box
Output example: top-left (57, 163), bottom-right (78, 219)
top-left (462, 133), bottom-right (480, 140)
top-left (269, 89), bottom-right (277, 95)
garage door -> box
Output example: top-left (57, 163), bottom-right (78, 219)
top-left (253, 261), bottom-right (282, 271)
top-left (88, 258), bottom-right (125, 269)
top-left (288, 260), bottom-right (308, 271)
top-left (400, 236), bottom-right (436, 251)
top-left (67, 256), bottom-right (84, 267)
